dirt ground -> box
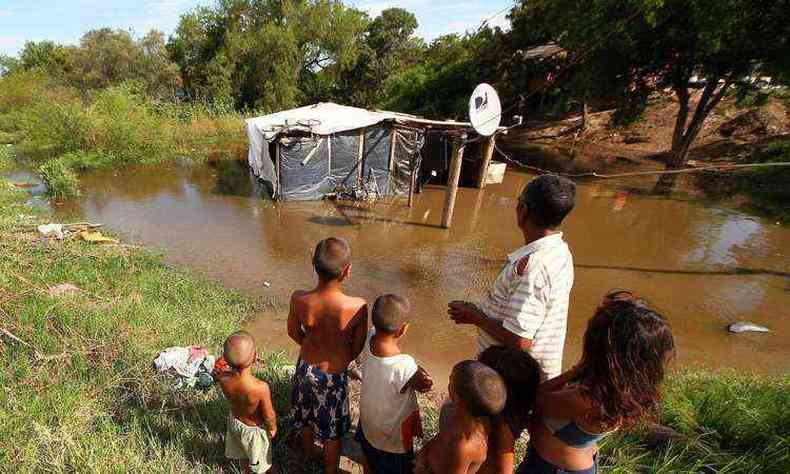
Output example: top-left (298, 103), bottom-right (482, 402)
top-left (499, 90), bottom-right (790, 174)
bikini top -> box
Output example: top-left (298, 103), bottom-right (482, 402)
top-left (543, 415), bottom-right (609, 449)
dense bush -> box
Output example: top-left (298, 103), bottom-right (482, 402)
top-left (39, 155), bottom-right (82, 198)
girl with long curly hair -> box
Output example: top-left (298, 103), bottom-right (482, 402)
top-left (519, 290), bottom-right (675, 473)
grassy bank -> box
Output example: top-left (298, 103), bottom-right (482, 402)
top-left (0, 71), bottom-right (246, 198)
top-left (2, 164), bottom-right (789, 472)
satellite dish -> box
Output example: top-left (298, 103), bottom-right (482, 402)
top-left (468, 83), bottom-right (501, 137)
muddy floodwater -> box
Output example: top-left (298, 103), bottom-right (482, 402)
top-left (53, 160), bottom-right (789, 383)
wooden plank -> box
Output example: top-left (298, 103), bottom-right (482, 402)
top-left (441, 133), bottom-right (467, 229)
top-left (275, 141), bottom-right (281, 200)
top-left (388, 127), bottom-right (396, 197)
top-left (357, 128), bottom-right (365, 187)
top-left (476, 135), bottom-right (496, 189)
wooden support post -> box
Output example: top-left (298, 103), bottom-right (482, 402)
top-left (357, 128), bottom-right (365, 187)
top-left (407, 169), bottom-right (416, 207)
top-left (441, 133), bottom-right (466, 229)
top-left (476, 135), bottom-right (496, 189)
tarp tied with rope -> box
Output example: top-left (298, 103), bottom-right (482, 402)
top-left (245, 102), bottom-right (475, 201)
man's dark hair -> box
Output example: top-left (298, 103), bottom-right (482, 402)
top-left (519, 175), bottom-right (576, 228)
top-left (453, 360), bottom-right (507, 417)
top-left (479, 346), bottom-right (543, 422)
top-left (312, 237), bottom-right (351, 280)
top-left (372, 294), bottom-right (410, 334)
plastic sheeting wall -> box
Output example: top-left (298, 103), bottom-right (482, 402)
top-left (255, 124), bottom-right (424, 201)
top-left (362, 127), bottom-right (391, 196)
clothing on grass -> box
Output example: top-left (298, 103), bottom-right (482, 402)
top-left (477, 233), bottom-right (574, 378)
top-left (291, 358), bottom-right (350, 440)
top-left (225, 413), bottom-right (272, 474)
top-left (359, 330), bottom-right (423, 453)
top-left (153, 345), bottom-right (216, 389)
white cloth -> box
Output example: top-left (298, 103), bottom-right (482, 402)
top-left (153, 346), bottom-right (216, 386)
top-left (359, 332), bottom-right (420, 453)
top-left (477, 233), bottom-right (574, 379)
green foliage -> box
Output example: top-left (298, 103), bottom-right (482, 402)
top-left (168, 0), bottom-right (368, 111)
top-left (8, 30), bottom-right (180, 100)
top-left (39, 155), bottom-right (82, 198)
top-left (335, 8), bottom-right (424, 108)
top-left (601, 371), bottom-right (790, 473)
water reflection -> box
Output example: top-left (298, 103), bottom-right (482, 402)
top-left (54, 159), bottom-right (789, 382)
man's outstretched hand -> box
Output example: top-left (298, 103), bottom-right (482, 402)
top-left (448, 300), bottom-right (485, 326)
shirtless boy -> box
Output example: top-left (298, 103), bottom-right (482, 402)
top-left (415, 361), bottom-right (507, 474)
top-left (214, 331), bottom-right (277, 474)
top-left (287, 237), bottom-right (368, 474)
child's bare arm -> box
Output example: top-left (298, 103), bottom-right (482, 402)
top-left (349, 303), bottom-right (368, 360)
top-left (287, 293), bottom-right (305, 345)
top-left (258, 383), bottom-right (277, 439)
top-left (402, 366), bottom-right (433, 394)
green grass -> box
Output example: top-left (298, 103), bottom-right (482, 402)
top-left (0, 170), bottom-right (285, 472)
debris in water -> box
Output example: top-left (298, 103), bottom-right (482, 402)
top-left (48, 283), bottom-right (82, 297)
top-left (728, 322), bottom-right (771, 333)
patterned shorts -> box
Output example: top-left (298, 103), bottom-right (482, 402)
top-left (291, 359), bottom-right (350, 440)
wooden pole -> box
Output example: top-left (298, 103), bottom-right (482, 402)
top-left (476, 135), bottom-right (496, 189)
top-left (407, 169), bottom-right (416, 207)
top-left (441, 133), bottom-right (466, 229)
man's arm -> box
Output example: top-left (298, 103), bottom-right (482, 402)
top-left (287, 293), bottom-right (305, 345)
top-left (448, 301), bottom-right (533, 351)
top-left (349, 303), bottom-right (368, 360)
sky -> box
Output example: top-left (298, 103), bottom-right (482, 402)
top-left (0, 0), bottom-right (514, 57)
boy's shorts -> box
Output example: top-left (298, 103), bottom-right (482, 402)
top-left (291, 358), bottom-right (350, 440)
top-left (225, 414), bottom-right (272, 473)
top-left (356, 427), bottom-right (415, 474)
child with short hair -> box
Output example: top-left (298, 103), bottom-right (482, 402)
top-left (357, 294), bottom-right (434, 474)
top-left (477, 345), bottom-right (543, 474)
top-left (214, 331), bottom-right (277, 474)
top-left (287, 237), bottom-right (368, 474)
top-left (415, 361), bottom-right (507, 474)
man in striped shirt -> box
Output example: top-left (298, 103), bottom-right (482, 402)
top-left (449, 175), bottom-right (576, 379)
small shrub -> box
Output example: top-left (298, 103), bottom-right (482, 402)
top-left (39, 155), bottom-right (81, 198)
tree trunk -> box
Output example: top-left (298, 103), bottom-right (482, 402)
top-left (668, 76), bottom-right (732, 168)
top-left (654, 76), bottom-right (732, 195)
top-left (580, 99), bottom-right (589, 132)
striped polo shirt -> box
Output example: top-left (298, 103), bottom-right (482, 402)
top-left (477, 233), bottom-right (574, 379)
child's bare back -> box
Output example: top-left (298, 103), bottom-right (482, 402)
top-left (215, 331), bottom-right (277, 474)
top-left (290, 288), bottom-right (367, 373)
top-left (418, 402), bottom-right (489, 474)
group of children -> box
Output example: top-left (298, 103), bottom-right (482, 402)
top-left (214, 237), bottom-right (544, 474)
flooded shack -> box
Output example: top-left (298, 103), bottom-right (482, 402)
top-left (245, 103), bottom-right (500, 226)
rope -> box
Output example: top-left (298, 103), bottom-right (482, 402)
top-left (491, 142), bottom-right (790, 179)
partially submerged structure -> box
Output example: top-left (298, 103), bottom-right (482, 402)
top-left (245, 103), bottom-right (477, 201)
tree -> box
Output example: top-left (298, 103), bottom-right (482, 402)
top-left (337, 7), bottom-right (423, 108)
top-left (168, 0), bottom-right (368, 110)
top-left (510, 0), bottom-right (790, 168)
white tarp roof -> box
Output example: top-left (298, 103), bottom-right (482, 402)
top-left (246, 102), bottom-right (399, 139)
top-left (246, 102), bottom-right (475, 140)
